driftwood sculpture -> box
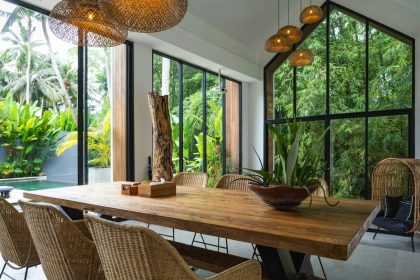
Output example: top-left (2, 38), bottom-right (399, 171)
top-left (148, 92), bottom-right (173, 182)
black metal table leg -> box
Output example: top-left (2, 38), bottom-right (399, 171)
top-left (256, 245), bottom-right (313, 280)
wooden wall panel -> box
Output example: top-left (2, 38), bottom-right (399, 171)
top-left (111, 45), bottom-right (127, 181)
top-left (225, 81), bottom-right (240, 171)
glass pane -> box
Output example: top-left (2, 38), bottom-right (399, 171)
top-left (296, 19), bottom-right (327, 117)
top-left (329, 9), bottom-right (366, 114)
top-left (267, 121), bottom-right (325, 178)
top-left (369, 26), bottom-right (412, 110)
top-left (330, 118), bottom-right (365, 198)
top-left (226, 80), bottom-right (240, 174)
top-left (152, 55), bottom-right (180, 173)
top-left (206, 73), bottom-right (223, 187)
top-left (87, 48), bottom-right (112, 183)
top-left (273, 62), bottom-right (294, 119)
top-left (183, 65), bottom-right (203, 172)
top-left (0, 1), bottom-right (78, 189)
top-left (368, 115), bottom-right (408, 175)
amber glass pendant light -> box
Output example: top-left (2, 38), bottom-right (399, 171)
top-left (279, 0), bottom-right (303, 44)
top-left (265, 0), bottom-right (291, 53)
top-left (289, 48), bottom-right (314, 67)
top-left (300, 0), bottom-right (324, 24)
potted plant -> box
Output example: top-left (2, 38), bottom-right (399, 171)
top-left (243, 120), bottom-right (338, 210)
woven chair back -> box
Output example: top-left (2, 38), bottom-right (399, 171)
top-left (214, 174), bottom-right (252, 191)
top-left (19, 201), bottom-right (104, 280)
top-left (85, 214), bottom-right (202, 280)
top-left (371, 158), bottom-right (420, 232)
top-left (0, 198), bottom-right (39, 268)
top-left (172, 172), bottom-right (208, 188)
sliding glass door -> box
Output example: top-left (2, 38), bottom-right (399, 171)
top-left (0, 0), bottom-right (133, 190)
top-left (153, 52), bottom-right (242, 187)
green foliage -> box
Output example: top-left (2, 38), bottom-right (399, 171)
top-left (54, 109), bottom-right (77, 132)
top-left (246, 121), bottom-right (326, 187)
top-left (57, 111), bottom-right (111, 168)
top-left (0, 96), bottom-right (61, 178)
top-left (271, 9), bottom-right (412, 198)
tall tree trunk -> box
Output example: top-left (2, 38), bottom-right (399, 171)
top-left (25, 17), bottom-right (32, 104)
top-left (148, 92), bottom-right (173, 181)
top-left (41, 16), bottom-right (77, 123)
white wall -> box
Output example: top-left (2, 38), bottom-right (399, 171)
top-left (242, 80), bottom-right (264, 169)
top-left (133, 43), bottom-right (153, 181)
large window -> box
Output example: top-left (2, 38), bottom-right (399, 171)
top-left (153, 52), bottom-right (242, 187)
top-left (264, 3), bottom-right (414, 199)
top-left (0, 0), bottom-right (134, 189)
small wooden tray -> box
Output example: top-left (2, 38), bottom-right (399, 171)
top-left (138, 182), bottom-right (176, 198)
top-left (121, 182), bottom-right (140, 196)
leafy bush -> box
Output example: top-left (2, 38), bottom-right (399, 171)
top-left (0, 96), bottom-right (61, 178)
top-left (54, 109), bottom-right (77, 132)
top-left (57, 111), bottom-right (111, 168)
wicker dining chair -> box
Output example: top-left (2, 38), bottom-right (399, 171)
top-left (19, 201), bottom-right (105, 280)
top-left (172, 172), bottom-right (208, 188)
top-left (85, 214), bottom-right (261, 280)
top-left (148, 172), bottom-right (209, 241)
top-left (0, 198), bottom-right (40, 280)
top-left (193, 174), bottom-right (260, 259)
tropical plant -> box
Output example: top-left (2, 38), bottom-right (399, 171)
top-left (0, 95), bottom-right (61, 178)
top-left (54, 109), bottom-right (77, 132)
top-left (57, 111), bottom-right (111, 168)
top-left (244, 121), bottom-right (326, 187)
top-left (240, 120), bottom-right (337, 207)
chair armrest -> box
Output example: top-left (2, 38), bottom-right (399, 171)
top-left (73, 220), bottom-right (93, 240)
top-left (209, 260), bottom-right (261, 280)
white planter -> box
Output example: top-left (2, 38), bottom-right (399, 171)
top-left (88, 168), bottom-right (112, 184)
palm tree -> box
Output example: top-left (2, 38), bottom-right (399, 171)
top-left (0, 6), bottom-right (41, 103)
top-left (41, 15), bottom-right (77, 123)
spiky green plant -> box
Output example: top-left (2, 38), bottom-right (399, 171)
top-left (242, 120), bottom-right (338, 207)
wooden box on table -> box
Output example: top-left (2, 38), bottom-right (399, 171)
top-left (138, 182), bottom-right (176, 198)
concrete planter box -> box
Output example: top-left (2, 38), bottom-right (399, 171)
top-left (88, 167), bottom-right (111, 184)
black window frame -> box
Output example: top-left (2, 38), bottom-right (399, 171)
top-left (264, 1), bottom-right (415, 198)
top-left (152, 51), bottom-right (243, 175)
top-left (3, 0), bottom-right (136, 183)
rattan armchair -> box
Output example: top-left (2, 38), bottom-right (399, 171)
top-left (197, 174), bottom-right (258, 258)
top-left (149, 172), bottom-right (209, 241)
top-left (85, 214), bottom-right (261, 280)
top-left (19, 201), bottom-right (105, 280)
top-left (214, 174), bottom-right (251, 191)
top-left (0, 198), bottom-right (40, 280)
top-left (172, 172), bottom-right (208, 188)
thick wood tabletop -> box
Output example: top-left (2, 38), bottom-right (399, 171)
top-left (23, 182), bottom-right (380, 261)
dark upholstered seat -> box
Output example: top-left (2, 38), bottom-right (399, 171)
top-left (373, 215), bottom-right (413, 234)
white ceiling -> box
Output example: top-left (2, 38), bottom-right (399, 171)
top-left (20, 0), bottom-right (420, 70)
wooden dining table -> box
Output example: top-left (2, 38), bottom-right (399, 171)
top-left (23, 182), bottom-right (380, 280)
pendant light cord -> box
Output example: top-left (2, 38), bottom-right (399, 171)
top-left (287, 0), bottom-right (290, 25)
top-left (277, 0), bottom-right (280, 29)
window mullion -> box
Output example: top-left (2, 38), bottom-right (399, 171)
top-left (202, 71), bottom-right (207, 173)
top-left (178, 62), bottom-right (184, 172)
top-left (325, 3), bottom-right (331, 186)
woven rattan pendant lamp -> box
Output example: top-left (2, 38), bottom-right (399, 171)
top-left (279, 0), bottom-right (303, 44)
top-left (265, 0), bottom-right (291, 53)
top-left (49, 0), bottom-right (128, 47)
top-left (289, 48), bottom-right (314, 67)
top-left (113, 0), bottom-right (188, 33)
top-left (300, 0), bottom-right (324, 24)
